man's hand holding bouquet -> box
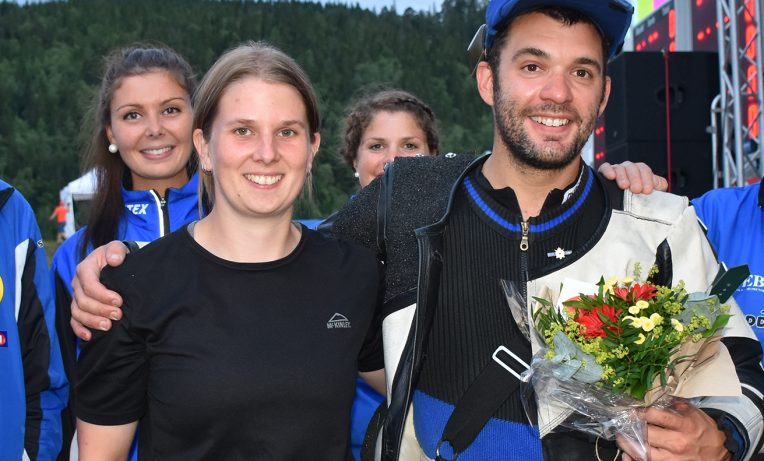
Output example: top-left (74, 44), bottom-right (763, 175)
top-left (503, 263), bottom-right (748, 461)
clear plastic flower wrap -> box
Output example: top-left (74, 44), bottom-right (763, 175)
top-left (500, 270), bottom-right (742, 461)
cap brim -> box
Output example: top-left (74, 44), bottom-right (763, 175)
top-left (485, 0), bottom-right (633, 58)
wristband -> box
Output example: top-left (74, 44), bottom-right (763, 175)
top-left (715, 414), bottom-right (744, 461)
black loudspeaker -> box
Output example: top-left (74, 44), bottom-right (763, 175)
top-left (606, 141), bottom-right (713, 199)
top-left (603, 52), bottom-right (719, 198)
top-left (605, 52), bottom-right (719, 143)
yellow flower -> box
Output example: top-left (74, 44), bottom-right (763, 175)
top-left (628, 305), bottom-right (641, 315)
top-left (622, 276), bottom-right (634, 285)
top-left (634, 333), bottom-right (646, 345)
top-left (671, 318), bottom-right (684, 332)
top-left (641, 317), bottom-right (655, 332)
top-left (623, 316), bottom-right (643, 328)
top-left (649, 313), bottom-right (663, 325)
top-left (635, 300), bottom-right (649, 310)
top-left (604, 276), bottom-right (618, 293)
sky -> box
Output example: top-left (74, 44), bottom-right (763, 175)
top-left (10, 0), bottom-right (441, 12)
top-left (316, 0), bottom-right (441, 13)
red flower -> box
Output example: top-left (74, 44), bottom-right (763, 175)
top-left (575, 305), bottom-right (621, 338)
top-left (630, 283), bottom-right (657, 300)
top-left (612, 283), bottom-right (657, 303)
top-left (612, 287), bottom-right (630, 301)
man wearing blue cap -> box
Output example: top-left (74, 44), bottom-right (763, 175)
top-left (65, 0), bottom-right (764, 460)
top-left (330, 1), bottom-right (762, 459)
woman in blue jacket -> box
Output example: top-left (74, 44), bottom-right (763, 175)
top-left (51, 43), bottom-right (199, 460)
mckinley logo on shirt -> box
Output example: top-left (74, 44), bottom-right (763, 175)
top-left (125, 203), bottom-right (149, 215)
top-left (327, 313), bottom-right (351, 329)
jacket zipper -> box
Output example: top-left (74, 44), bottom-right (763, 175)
top-left (520, 221), bottom-right (529, 251)
top-left (520, 220), bottom-right (529, 304)
top-left (160, 193), bottom-right (170, 236)
top-left (148, 190), bottom-right (168, 237)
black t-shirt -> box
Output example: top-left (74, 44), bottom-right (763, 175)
top-left (76, 224), bottom-right (384, 460)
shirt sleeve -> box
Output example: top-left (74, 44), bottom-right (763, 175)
top-left (51, 255), bottom-right (78, 457)
top-left (357, 260), bottom-right (386, 373)
top-left (75, 266), bottom-right (148, 426)
top-left (319, 177), bottom-right (383, 257)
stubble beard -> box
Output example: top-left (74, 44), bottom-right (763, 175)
top-left (493, 80), bottom-right (599, 171)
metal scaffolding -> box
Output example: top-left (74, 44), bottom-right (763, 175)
top-left (714, 0), bottom-right (764, 187)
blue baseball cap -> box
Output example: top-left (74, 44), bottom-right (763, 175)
top-left (484, 0), bottom-right (635, 59)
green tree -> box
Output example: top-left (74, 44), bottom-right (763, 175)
top-left (0, 0), bottom-right (491, 233)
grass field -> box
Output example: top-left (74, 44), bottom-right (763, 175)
top-left (43, 240), bottom-right (62, 266)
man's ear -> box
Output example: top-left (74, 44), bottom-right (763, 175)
top-left (476, 61), bottom-right (495, 107)
top-left (598, 75), bottom-right (611, 117)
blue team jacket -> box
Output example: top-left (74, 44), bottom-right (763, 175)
top-left (53, 173), bottom-right (201, 288)
top-left (0, 180), bottom-right (68, 460)
top-left (693, 179), bottom-right (764, 353)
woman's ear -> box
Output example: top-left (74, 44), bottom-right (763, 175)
top-left (105, 125), bottom-right (116, 145)
top-left (309, 132), bottom-right (321, 171)
top-left (193, 129), bottom-right (210, 170)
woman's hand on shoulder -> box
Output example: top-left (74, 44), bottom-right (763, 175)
top-left (599, 161), bottom-right (668, 194)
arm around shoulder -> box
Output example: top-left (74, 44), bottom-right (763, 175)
top-left (320, 177), bottom-right (382, 254)
top-left (70, 240), bottom-right (133, 339)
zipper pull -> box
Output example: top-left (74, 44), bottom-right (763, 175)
top-left (520, 221), bottom-right (529, 251)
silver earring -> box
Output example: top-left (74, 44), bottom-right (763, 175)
top-left (108, 143), bottom-right (118, 154)
top-left (353, 171), bottom-right (359, 178)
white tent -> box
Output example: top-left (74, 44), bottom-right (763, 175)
top-left (58, 169), bottom-right (97, 238)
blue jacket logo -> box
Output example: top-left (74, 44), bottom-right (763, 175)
top-left (125, 204), bottom-right (149, 215)
top-left (741, 274), bottom-right (764, 291)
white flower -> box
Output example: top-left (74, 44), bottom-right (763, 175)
top-left (649, 313), bottom-right (664, 325)
top-left (623, 316), bottom-right (643, 328)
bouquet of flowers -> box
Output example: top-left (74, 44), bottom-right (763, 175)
top-left (503, 264), bottom-right (743, 459)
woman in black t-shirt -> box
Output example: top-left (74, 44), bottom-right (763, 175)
top-left (75, 42), bottom-right (385, 460)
